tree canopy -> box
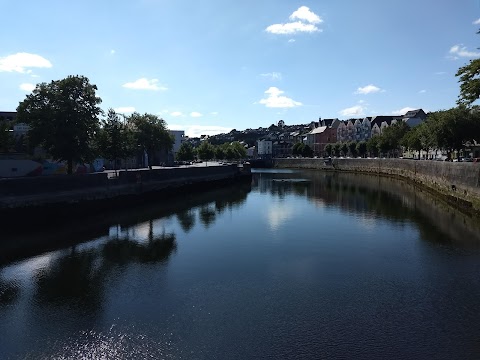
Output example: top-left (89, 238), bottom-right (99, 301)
top-left (96, 109), bottom-right (136, 172)
top-left (176, 142), bottom-right (195, 162)
top-left (16, 75), bottom-right (102, 174)
top-left (456, 58), bottom-right (480, 106)
top-left (128, 113), bottom-right (173, 168)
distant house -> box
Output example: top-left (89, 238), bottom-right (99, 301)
top-left (0, 111), bottom-right (16, 124)
top-left (169, 130), bottom-right (185, 158)
top-left (257, 139), bottom-right (273, 159)
top-left (307, 126), bottom-right (337, 156)
top-left (402, 109), bottom-right (427, 127)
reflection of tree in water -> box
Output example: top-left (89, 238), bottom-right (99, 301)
top-left (102, 234), bottom-right (176, 264)
top-left (176, 209), bottom-right (196, 233)
top-left (199, 205), bottom-right (216, 228)
top-left (0, 278), bottom-right (20, 306)
top-left (34, 248), bottom-right (104, 310)
top-left (34, 220), bottom-right (176, 310)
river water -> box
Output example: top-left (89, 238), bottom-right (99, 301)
top-left (1, 169), bottom-right (480, 359)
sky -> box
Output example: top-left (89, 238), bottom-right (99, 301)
top-left (1, 0), bottom-right (480, 137)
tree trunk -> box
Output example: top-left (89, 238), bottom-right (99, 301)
top-left (67, 158), bottom-right (73, 175)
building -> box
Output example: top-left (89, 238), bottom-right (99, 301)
top-left (169, 130), bottom-right (185, 158)
top-left (257, 139), bottom-right (273, 158)
top-left (402, 109), bottom-right (427, 127)
top-left (307, 126), bottom-right (337, 156)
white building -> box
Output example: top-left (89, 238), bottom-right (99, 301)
top-left (169, 130), bottom-right (185, 158)
top-left (257, 139), bottom-right (272, 158)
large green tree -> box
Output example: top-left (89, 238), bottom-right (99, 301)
top-left (428, 106), bottom-right (478, 158)
top-left (128, 113), bottom-right (173, 169)
top-left (16, 75), bottom-right (102, 174)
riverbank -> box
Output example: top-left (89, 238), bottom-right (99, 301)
top-left (0, 163), bottom-right (251, 214)
top-left (274, 158), bottom-right (480, 215)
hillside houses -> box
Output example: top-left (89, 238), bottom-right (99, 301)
top-left (204, 109), bottom-right (429, 159)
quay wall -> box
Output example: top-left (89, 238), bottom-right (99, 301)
top-left (274, 158), bottom-right (480, 213)
top-left (0, 164), bottom-right (251, 210)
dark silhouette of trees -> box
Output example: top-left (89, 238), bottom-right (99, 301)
top-left (16, 75), bottom-right (102, 174)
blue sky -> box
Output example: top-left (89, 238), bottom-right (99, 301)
top-left (1, 0), bottom-right (479, 137)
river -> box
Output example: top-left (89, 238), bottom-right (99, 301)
top-left (1, 169), bottom-right (480, 359)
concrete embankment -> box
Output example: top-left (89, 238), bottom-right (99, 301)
top-left (0, 164), bottom-right (251, 212)
top-left (274, 158), bottom-right (480, 214)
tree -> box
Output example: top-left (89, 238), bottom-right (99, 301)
top-left (96, 109), bottom-right (136, 174)
top-left (340, 143), bottom-right (348, 157)
top-left (302, 144), bottom-right (313, 157)
top-left (324, 143), bottom-right (333, 157)
top-left (230, 141), bottom-right (247, 159)
top-left (292, 142), bottom-right (304, 156)
top-left (428, 106), bottom-right (478, 158)
top-left (176, 142), bottom-right (195, 162)
top-left (377, 122), bottom-right (410, 157)
top-left (356, 141), bottom-right (367, 158)
top-left (197, 141), bottom-right (215, 163)
top-left (0, 122), bottom-right (14, 153)
top-left (366, 136), bottom-right (379, 157)
top-left (129, 113), bottom-right (173, 169)
top-left (16, 75), bottom-right (102, 174)
top-left (333, 143), bottom-right (341, 157)
top-left (456, 58), bottom-right (480, 106)
top-left (347, 141), bottom-right (357, 157)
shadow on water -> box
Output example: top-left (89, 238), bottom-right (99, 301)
top-left (253, 169), bottom-right (480, 248)
top-left (0, 181), bottom-right (251, 266)
top-left (33, 224), bottom-right (177, 313)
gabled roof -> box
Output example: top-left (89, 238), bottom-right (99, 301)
top-left (403, 109), bottom-right (426, 119)
top-left (370, 116), bottom-right (400, 127)
top-left (309, 126), bottom-right (327, 134)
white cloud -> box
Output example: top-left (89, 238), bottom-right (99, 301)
top-left (0, 52), bottom-right (52, 73)
top-left (392, 107), bottom-right (417, 115)
top-left (266, 21), bottom-right (320, 34)
top-left (110, 49), bottom-right (116, 55)
top-left (266, 7), bottom-right (322, 35)
top-left (210, 111), bottom-right (219, 116)
top-left (190, 112), bottom-right (202, 117)
top-left (169, 124), bottom-right (232, 138)
top-left (258, 87), bottom-right (302, 108)
top-left (170, 111), bottom-right (184, 117)
top-left (122, 78), bottom-right (168, 91)
top-left (114, 106), bottom-right (135, 113)
top-left (19, 83), bottom-right (35, 92)
top-left (418, 89), bottom-right (426, 94)
top-left (289, 6), bottom-right (322, 24)
top-left (339, 105), bottom-right (365, 117)
top-left (355, 84), bottom-right (382, 94)
top-left (288, 39), bottom-right (296, 43)
top-left (449, 44), bottom-right (480, 58)
top-left (473, 18), bottom-right (480, 25)
top-left (260, 72), bottom-right (282, 80)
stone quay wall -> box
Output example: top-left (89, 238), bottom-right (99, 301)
top-left (274, 158), bottom-right (480, 213)
top-left (0, 164), bottom-right (251, 210)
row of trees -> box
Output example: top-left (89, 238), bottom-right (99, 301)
top-left (15, 75), bottom-right (174, 174)
top-left (176, 140), bottom-right (247, 162)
